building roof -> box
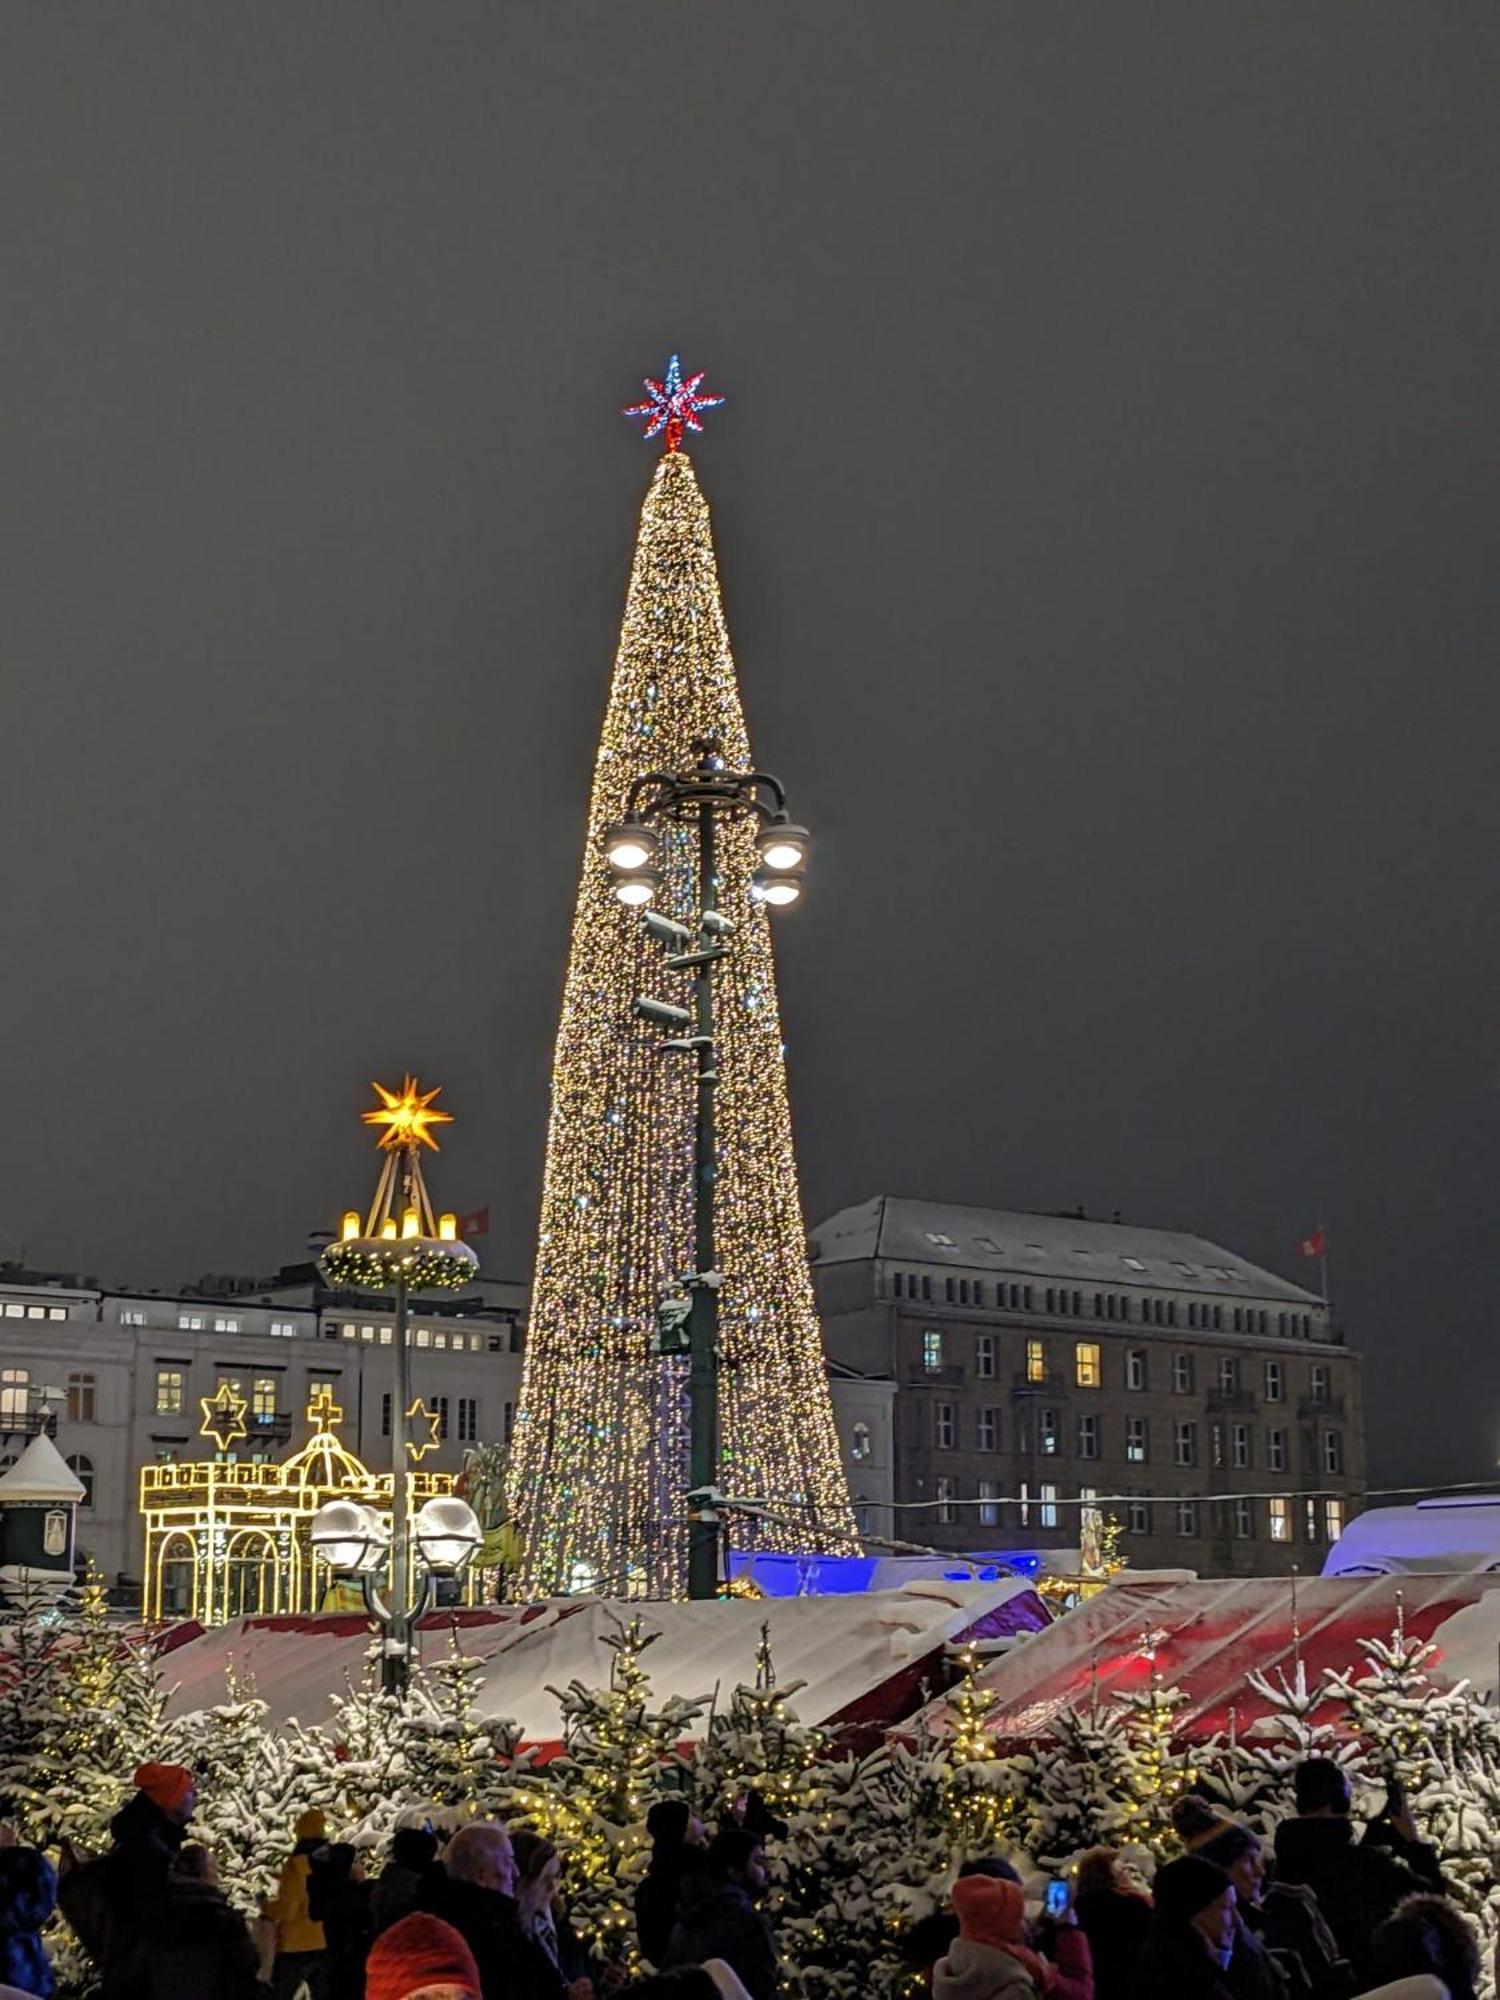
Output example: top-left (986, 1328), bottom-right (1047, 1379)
top-left (809, 1196), bottom-right (1323, 1305)
top-left (0, 1434), bottom-right (87, 1504)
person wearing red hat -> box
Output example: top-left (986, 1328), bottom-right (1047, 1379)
top-left (934, 1875), bottom-right (1066, 2000)
top-left (56, 1762), bottom-right (196, 1997)
top-left (365, 1913), bottom-right (481, 2000)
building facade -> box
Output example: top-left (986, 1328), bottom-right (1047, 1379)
top-left (810, 1197), bottom-right (1365, 1578)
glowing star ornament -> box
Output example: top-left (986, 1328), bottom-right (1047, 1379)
top-left (623, 354), bottom-right (724, 453)
top-left (200, 1382), bottom-right (249, 1453)
top-left (362, 1075), bottom-right (453, 1154)
top-left (405, 1399), bottom-right (443, 1464)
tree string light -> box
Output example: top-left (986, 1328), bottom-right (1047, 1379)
top-left (505, 425), bottom-right (857, 1598)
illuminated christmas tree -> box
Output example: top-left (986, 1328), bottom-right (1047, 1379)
top-left (506, 359), bottom-right (857, 1596)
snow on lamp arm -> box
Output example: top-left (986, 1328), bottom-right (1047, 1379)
top-left (623, 354), bottom-right (725, 453)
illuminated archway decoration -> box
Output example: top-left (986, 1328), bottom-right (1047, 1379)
top-left (140, 1385), bottom-right (480, 1626)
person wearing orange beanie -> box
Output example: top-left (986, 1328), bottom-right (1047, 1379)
top-left (365, 1913), bottom-right (481, 2000)
top-left (935, 1876), bottom-right (1055, 1999)
top-left (131, 1765), bottom-right (196, 1824)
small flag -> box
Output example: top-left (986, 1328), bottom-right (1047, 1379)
top-left (1300, 1228), bottom-right (1326, 1259)
top-left (458, 1206), bottom-right (490, 1239)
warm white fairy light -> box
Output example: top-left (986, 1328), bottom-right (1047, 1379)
top-left (505, 450), bottom-right (857, 1596)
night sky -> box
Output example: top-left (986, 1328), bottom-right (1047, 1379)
top-left (3, 10), bottom-right (1496, 1491)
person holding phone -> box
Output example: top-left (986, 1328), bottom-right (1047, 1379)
top-left (1073, 1848), bottom-right (1152, 2000)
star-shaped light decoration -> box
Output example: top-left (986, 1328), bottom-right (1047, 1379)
top-left (404, 1398), bottom-right (443, 1463)
top-left (363, 1075), bottom-right (453, 1154)
top-left (200, 1381), bottom-right (249, 1452)
top-left (623, 354), bottom-right (724, 453)
top-left (306, 1383), bottom-right (345, 1435)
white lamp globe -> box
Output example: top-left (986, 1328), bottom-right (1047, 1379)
top-left (413, 1495), bottom-right (482, 1573)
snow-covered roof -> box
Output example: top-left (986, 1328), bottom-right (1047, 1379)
top-left (1324, 1495), bottom-right (1500, 1577)
top-left (810, 1196), bottom-right (1323, 1306)
top-left (0, 1434), bottom-right (86, 1504)
top-left (919, 1572), bottom-right (1500, 1744)
top-left (159, 1579), bottom-right (1048, 1739)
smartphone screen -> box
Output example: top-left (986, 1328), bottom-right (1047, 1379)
top-left (1045, 1878), bottom-right (1070, 1918)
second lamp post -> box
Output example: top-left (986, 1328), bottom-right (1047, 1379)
top-left (602, 738), bottom-right (810, 1600)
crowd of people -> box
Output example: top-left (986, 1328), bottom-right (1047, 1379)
top-left (0, 1755), bottom-right (1488, 2000)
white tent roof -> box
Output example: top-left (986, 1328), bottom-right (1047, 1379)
top-left (0, 1433), bottom-right (85, 1504)
top-left (1324, 1495), bottom-right (1500, 1576)
top-left (160, 1578), bottom-right (1046, 1737)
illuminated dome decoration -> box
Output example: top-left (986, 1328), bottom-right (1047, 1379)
top-left (319, 1075), bottom-right (479, 1294)
top-left (505, 361), bottom-right (857, 1597)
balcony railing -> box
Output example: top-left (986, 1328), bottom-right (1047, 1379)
top-left (0, 1410), bottom-right (57, 1439)
top-left (248, 1411), bottom-right (294, 1444)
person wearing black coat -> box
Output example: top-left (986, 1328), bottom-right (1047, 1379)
top-left (0, 1832), bottom-right (57, 1999)
top-left (307, 1843), bottom-right (374, 2000)
top-left (371, 1826), bottom-right (440, 1936)
top-left (664, 1830), bottom-right (779, 2000)
top-left (118, 1845), bottom-right (260, 2000)
top-left (421, 1822), bottom-right (565, 2000)
top-left (634, 1801), bottom-right (708, 1970)
top-left (1365, 1893), bottom-right (1481, 2000)
top-left (1131, 1856), bottom-right (1238, 2000)
top-left (1272, 1760), bottom-right (1444, 1990)
top-left (58, 1762), bottom-right (195, 1998)
top-left (1073, 1847), bottom-right (1153, 2000)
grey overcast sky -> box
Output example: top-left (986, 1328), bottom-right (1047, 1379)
top-left (1, 8), bottom-right (1496, 1490)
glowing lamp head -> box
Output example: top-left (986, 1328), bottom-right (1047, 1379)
top-left (401, 1207), bottom-right (420, 1240)
top-left (309, 1499), bottom-right (387, 1575)
top-left (602, 820), bottom-right (659, 872)
top-left (438, 1212), bottom-right (457, 1241)
top-left (341, 1211), bottom-right (361, 1242)
top-left (413, 1495), bottom-right (482, 1573)
top-left (752, 872), bottom-right (803, 908)
top-left (757, 821), bottom-right (810, 874)
top-left (613, 868), bottom-right (660, 908)
top-left (380, 1219), bottom-right (398, 1241)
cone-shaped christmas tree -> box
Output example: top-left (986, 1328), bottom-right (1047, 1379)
top-left (506, 370), bottom-right (856, 1597)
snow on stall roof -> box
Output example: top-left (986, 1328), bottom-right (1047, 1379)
top-left (1324, 1495), bottom-right (1500, 1576)
top-left (159, 1580), bottom-right (1048, 1738)
top-left (917, 1572), bottom-right (1500, 1745)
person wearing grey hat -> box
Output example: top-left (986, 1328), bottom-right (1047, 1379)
top-left (1131, 1856), bottom-right (1238, 2000)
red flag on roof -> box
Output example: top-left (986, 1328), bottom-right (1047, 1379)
top-left (1300, 1228), bottom-right (1326, 1258)
top-left (458, 1207), bottom-right (490, 1239)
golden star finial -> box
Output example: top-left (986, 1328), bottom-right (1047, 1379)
top-left (306, 1383), bottom-right (344, 1435)
top-left (201, 1381), bottom-right (249, 1452)
top-left (404, 1398), bottom-right (443, 1463)
top-left (362, 1075), bottom-right (454, 1154)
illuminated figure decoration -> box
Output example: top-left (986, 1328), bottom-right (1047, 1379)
top-left (505, 361), bottom-right (857, 1598)
top-left (140, 1385), bottom-right (475, 1626)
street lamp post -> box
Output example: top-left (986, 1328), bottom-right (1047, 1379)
top-left (314, 1076), bottom-right (481, 1693)
top-left (602, 740), bottom-right (810, 1600)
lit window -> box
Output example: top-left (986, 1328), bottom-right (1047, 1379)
top-left (25, 1307), bottom-right (43, 1320)
top-left (120, 1309), bottom-right (147, 1326)
top-left (935, 1402), bottom-right (956, 1449)
top-left (1325, 1497), bottom-right (1345, 1542)
top-left (1264, 1360), bottom-right (1283, 1402)
top-left (1018, 1481), bottom-right (1032, 1527)
top-left (2, 1304), bottom-right (20, 1318)
top-left (1126, 1415), bottom-right (1148, 1463)
top-left (936, 1475), bottom-right (956, 1524)
top-left (1126, 1349), bottom-right (1146, 1391)
top-left (1078, 1413), bottom-right (1099, 1460)
top-left (977, 1407), bottom-right (998, 1452)
top-left (1075, 1342), bottom-right (1101, 1389)
top-left (415, 1328), bottom-right (431, 1348)
top-left (1039, 1483), bottom-right (1059, 1529)
top-left (270, 1320), bottom-right (297, 1339)
top-left (975, 1334), bottom-right (995, 1379)
top-left (360, 1326), bottom-right (375, 1343)
top-left (251, 1378), bottom-right (276, 1420)
top-left (380, 1328), bottom-right (393, 1346)
top-left (178, 1313), bottom-right (205, 1331)
top-left (1174, 1421), bottom-right (1197, 1467)
top-left (1025, 1339), bottom-right (1046, 1383)
top-left (213, 1317), bottom-right (240, 1334)
top-left (978, 1479), bottom-right (1000, 1528)
top-left (1232, 1423), bottom-right (1250, 1469)
top-left (434, 1331), bottom-right (448, 1350)
top-left (1177, 1500), bottom-right (1198, 1537)
top-left (1323, 1430), bottom-right (1344, 1475)
top-left (1235, 1497), bottom-right (1254, 1539)
top-left (1267, 1428), bottom-right (1286, 1473)
top-left (66, 1454), bottom-right (94, 1508)
top-left (341, 1325), bottom-right (357, 1341)
top-left (1269, 1497), bottom-right (1291, 1542)
top-left (0, 1368), bottom-right (30, 1423)
top-left (66, 1373), bottom-right (96, 1424)
top-left (1039, 1409), bottom-right (1060, 1455)
top-left (154, 1369), bottom-right (184, 1416)
top-left (922, 1329), bottom-right (944, 1373)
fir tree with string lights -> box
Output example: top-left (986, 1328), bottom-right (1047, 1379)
top-left (504, 358), bottom-right (857, 1598)
top-left (937, 1643), bottom-right (1023, 1861)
